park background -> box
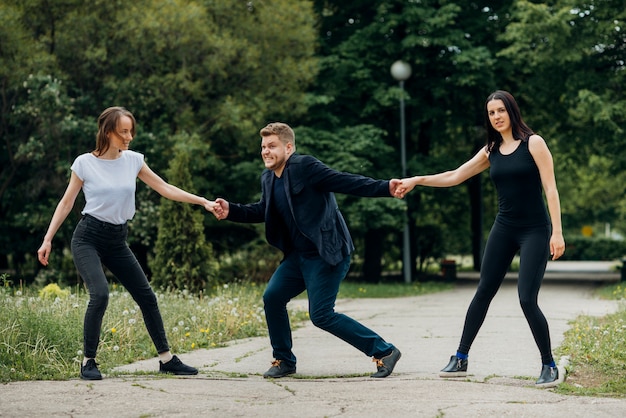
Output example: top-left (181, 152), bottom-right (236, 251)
top-left (1, 0), bottom-right (625, 292)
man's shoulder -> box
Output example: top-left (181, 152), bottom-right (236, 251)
top-left (288, 154), bottom-right (322, 168)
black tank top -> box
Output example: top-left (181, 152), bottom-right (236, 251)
top-left (489, 139), bottom-right (549, 227)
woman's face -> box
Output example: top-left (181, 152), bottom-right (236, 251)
top-left (107, 115), bottom-right (134, 152)
top-left (487, 99), bottom-right (511, 134)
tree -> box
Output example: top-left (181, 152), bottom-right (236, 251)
top-left (150, 137), bottom-right (218, 293)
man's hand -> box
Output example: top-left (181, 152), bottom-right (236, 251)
top-left (389, 179), bottom-right (403, 198)
top-left (393, 177), bottom-right (419, 199)
top-left (213, 198), bottom-right (230, 220)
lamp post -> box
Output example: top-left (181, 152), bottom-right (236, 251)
top-left (390, 60), bottom-right (412, 284)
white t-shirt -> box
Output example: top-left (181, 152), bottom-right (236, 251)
top-left (71, 150), bottom-right (145, 224)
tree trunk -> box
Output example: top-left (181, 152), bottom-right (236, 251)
top-left (468, 173), bottom-right (483, 271)
top-left (362, 228), bottom-right (384, 283)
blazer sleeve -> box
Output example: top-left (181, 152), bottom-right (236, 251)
top-left (297, 155), bottom-right (391, 197)
top-left (226, 173), bottom-right (268, 223)
top-left (227, 201), bottom-right (265, 223)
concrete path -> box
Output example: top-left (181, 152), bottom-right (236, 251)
top-left (1, 280), bottom-right (625, 417)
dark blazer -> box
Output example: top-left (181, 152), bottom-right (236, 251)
top-left (227, 154), bottom-right (392, 265)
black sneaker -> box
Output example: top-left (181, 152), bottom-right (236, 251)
top-left (80, 359), bottom-right (103, 380)
top-left (159, 355), bottom-right (198, 375)
top-left (535, 365), bottom-right (565, 388)
top-left (439, 355), bottom-right (468, 377)
top-left (263, 359), bottom-right (296, 378)
top-left (371, 348), bottom-right (402, 378)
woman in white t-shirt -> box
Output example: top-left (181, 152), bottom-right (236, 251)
top-left (37, 106), bottom-right (216, 380)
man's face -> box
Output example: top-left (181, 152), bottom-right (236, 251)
top-left (261, 134), bottom-right (292, 175)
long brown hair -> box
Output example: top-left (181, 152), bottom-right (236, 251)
top-left (485, 90), bottom-right (533, 152)
top-left (94, 107), bottom-right (136, 156)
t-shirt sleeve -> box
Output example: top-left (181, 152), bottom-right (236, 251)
top-left (130, 151), bottom-right (145, 175)
top-left (70, 155), bottom-right (85, 181)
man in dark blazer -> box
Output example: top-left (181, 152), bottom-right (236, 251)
top-left (214, 122), bottom-right (401, 378)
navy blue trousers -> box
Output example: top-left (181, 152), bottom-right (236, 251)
top-left (263, 252), bottom-right (395, 367)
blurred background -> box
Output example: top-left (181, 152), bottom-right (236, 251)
top-left (1, 0), bottom-right (624, 289)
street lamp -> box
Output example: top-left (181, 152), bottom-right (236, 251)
top-left (390, 60), bottom-right (412, 284)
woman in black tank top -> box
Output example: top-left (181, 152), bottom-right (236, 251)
top-left (396, 90), bottom-right (566, 388)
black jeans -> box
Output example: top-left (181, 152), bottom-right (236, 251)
top-left (71, 214), bottom-right (169, 358)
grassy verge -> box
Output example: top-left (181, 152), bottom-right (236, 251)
top-left (337, 280), bottom-right (453, 298)
top-left (0, 276), bottom-right (449, 382)
top-left (0, 280), bottom-right (307, 382)
top-left (555, 282), bottom-right (626, 397)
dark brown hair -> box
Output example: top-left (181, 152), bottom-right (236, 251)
top-left (94, 107), bottom-right (136, 156)
top-left (485, 90), bottom-right (533, 152)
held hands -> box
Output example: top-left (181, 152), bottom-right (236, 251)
top-left (202, 198), bottom-right (228, 220)
top-left (213, 198), bottom-right (229, 220)
top-left (389, 179), bottom-right (402, 198)
top-left (203, 198), bottom-right (219, 214)
top-left (392, 177), bottom-right (419, 199)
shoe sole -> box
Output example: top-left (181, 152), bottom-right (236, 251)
top-left (159, 371), bottom-right (199, 375)
top-left (535, 366), bottom-right (566, 388)
top-left (80, 374), bottom-right (103, 380)
top-left (263, 370), bottom-right (296, 379)
top-left (439, 371), bottom-right (467, 378)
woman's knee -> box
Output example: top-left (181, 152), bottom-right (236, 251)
top-left (88, 290), bottom-right (109, 310)
top-left (519, 297), bottom-right (539, 314)
top-left (134, 288), bottom-right (158, 309)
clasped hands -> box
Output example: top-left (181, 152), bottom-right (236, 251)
top-left (204, 198), bottom-right (228, 220)
top-left (390, 178), bottom-right (416, 199)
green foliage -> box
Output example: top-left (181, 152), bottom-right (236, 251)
top-left (0, 0), bottom-right (318, 282)
top-left (558, 155), bottom-right (626, 231)
top-left (217, 236), bottom-right (283, 283)
top-left (150, 141), bottom-right (219, 293)
top-left (414, 224), bottom-right (444, 272)
top-left (561, 237), bottom-right (626, 261)
top-left (2, 0), bottom-right (626, 283)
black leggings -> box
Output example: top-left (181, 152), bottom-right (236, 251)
top-left (457, 221), bottom-right (554, 365)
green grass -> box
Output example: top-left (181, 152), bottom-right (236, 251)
top-left (337, 280), bottom-right (453, 298)
top-left (554, 282), bottom-right (626, 398)
top-left (0, 280), bottom-right (308, 382)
